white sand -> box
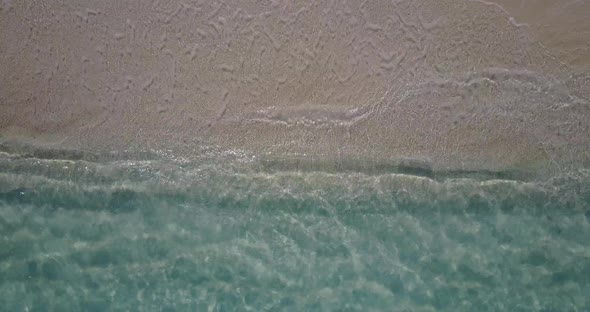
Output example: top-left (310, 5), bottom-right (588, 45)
top-left (1, 0), bottom-right (589, 173)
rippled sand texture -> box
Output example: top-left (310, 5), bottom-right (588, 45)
top-left (1, 0), bottom-right (589, 172)
top-left (486, 0), bottom-right (590, 71)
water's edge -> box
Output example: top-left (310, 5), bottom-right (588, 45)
top-left (0, 141), bottom-right (539, 181)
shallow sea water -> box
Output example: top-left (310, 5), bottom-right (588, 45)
top-left (0, 145), bottom-right (589, 311)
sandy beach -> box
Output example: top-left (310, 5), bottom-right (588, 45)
top-left (3, 2), bottom-right (590, 310)
top-left (1, 0), bottom-right (589, 174)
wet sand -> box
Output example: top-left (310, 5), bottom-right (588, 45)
top-left (1, 0), bottom-right (589, 174)
top-left (488, 0), bottom-right (590, 71)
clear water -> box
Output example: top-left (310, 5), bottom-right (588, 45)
top-left (1, 146), bottom-right (589, 311)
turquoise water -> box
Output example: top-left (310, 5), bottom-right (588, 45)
top-left (1, 145), bottom-right (589, 311)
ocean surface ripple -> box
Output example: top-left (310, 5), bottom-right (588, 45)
top-left (0, 146), bottom-right (589, 311)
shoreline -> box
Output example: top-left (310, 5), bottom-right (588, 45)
top-left (0, 139), bottom-right (576, 182)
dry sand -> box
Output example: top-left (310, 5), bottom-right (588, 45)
top-left (1, 0), bottom-right (589, 173)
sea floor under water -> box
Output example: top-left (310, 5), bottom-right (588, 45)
top-left (0, 145), bottom-right (589, 311)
